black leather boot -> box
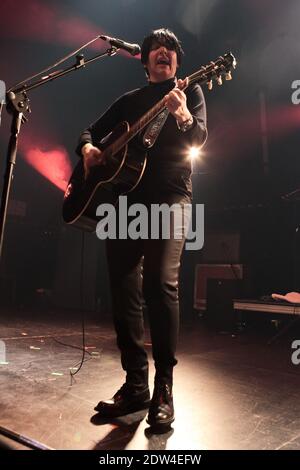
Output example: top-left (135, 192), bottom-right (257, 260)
top-left (147, 383), bottom-right (174, 427)
top-left (94, 383), bottom-right (150, 418)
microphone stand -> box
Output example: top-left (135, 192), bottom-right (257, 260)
top-left (0, 43), bottom-right (120, 261)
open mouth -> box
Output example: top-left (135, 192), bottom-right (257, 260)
top-left (156, 58), bottom-right (171, 66)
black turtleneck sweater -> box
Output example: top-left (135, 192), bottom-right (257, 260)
top-left (76, 77), bottom-right (207, 198)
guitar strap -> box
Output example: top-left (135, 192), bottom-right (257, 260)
top-left (142, 108), bottom-right (169, 148)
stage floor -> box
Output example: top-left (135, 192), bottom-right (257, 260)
top-left (1, 310), bottom-right (300, 450)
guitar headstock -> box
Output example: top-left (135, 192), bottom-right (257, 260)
top-left (189, 52), bottom-right (237, 90)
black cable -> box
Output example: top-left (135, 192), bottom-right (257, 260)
top-left (52, 337), bottom-right (92, 356)
top-left (70, 231), bottom-right (87, 384)
top-left (47, 232), bottom-right (95, 383)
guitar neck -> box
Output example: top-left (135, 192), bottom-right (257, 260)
top-left (107, 52), bottom-right (235, 156)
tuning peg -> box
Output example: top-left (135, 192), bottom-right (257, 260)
top-left (207, 80), bottom-right (213, 90)
top-left (225, 71), bottom-right (232, 80)
top-left (216, 75), bottom-right (223, 86)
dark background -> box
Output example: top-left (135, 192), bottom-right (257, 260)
top-left (1, 0), bottom-right (300, 315)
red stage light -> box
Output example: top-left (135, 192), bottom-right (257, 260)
top-left (23, 146), bottom-right (72, 192)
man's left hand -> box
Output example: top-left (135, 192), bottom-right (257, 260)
top-left (164, 77), bottom-right (192, 125)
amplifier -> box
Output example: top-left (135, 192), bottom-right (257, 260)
top-left (194, 263), bottom-right (243, 310)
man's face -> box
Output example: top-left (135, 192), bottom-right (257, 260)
top-left (146, 41), bottom-right (178, 82)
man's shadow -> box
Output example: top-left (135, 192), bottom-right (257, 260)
top-left (90, 411), bottom-right (174, 450)
top-left (90, 410), bottom-right (147, 450)
top-left (144, 426), bottom-right (174, 450)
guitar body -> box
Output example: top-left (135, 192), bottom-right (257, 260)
top-left (62, 121), bottom-right (147, 231)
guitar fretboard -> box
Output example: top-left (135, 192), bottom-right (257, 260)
top-left (105, 52), bottom-right (235, 157)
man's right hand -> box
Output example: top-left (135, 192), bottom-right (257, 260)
top-left (81, 143), bottom-right (105, 179)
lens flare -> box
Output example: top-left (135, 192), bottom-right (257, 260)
top-left (188, 146), bottom-right (202, 160)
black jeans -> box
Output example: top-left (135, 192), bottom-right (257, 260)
top-left (106, 192), bottom-right (191, 388)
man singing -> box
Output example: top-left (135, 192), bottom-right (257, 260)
top-left (77, 28), bottom-right (207, 428)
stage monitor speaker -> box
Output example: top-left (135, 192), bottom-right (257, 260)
top-left (206, 278), bottom-right (242, 331)
top-left (194, 263), bottom-right (243, 311)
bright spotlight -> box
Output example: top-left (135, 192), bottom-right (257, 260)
top-left (188, 146), bottom-right (201, 160)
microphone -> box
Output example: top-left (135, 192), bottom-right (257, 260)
top-left (100, 35), bottom-right (141, 56)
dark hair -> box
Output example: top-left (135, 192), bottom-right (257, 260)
top-left (141, 28), bottom-right (184, 67)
